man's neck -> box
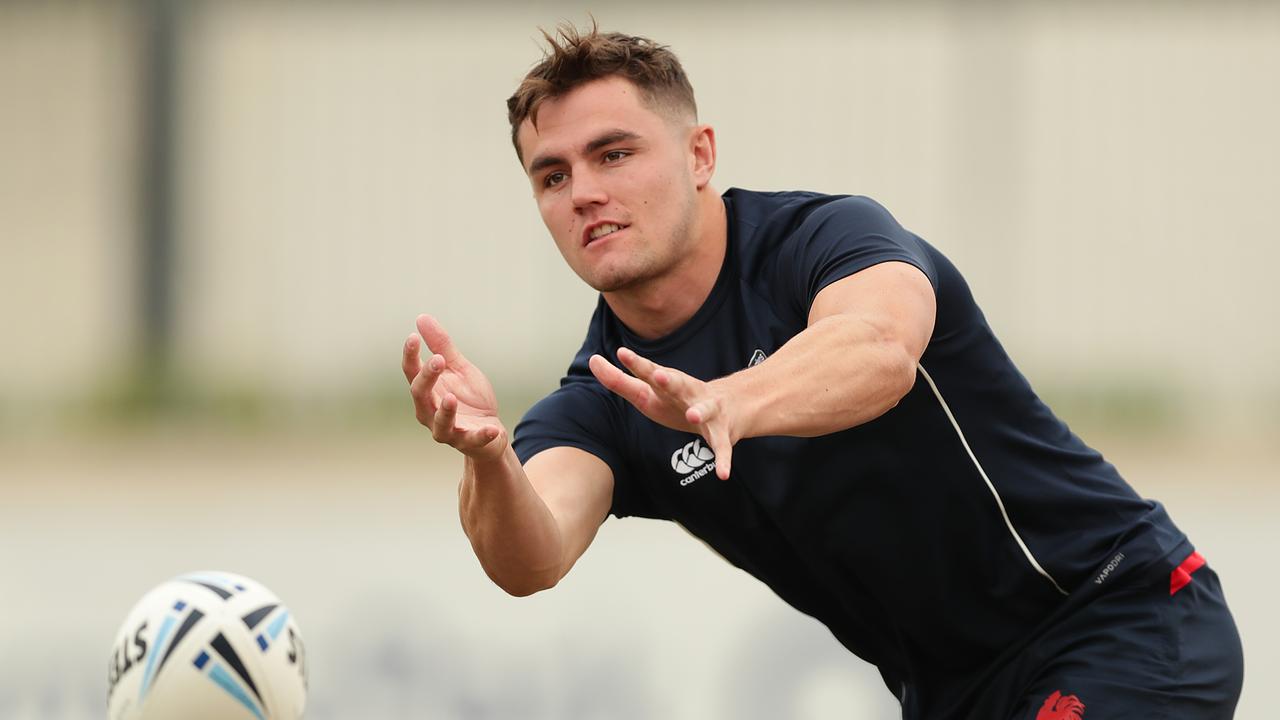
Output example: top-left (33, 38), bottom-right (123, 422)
top-left (602, 189), bottom-right (727, 340)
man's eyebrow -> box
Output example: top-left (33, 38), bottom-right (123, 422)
top-left (584, 129), bottom-right (641, 155)
top-left (527, 130), bottom-right (642, 176)
top-left (528, 153), bottom-right (565, 176)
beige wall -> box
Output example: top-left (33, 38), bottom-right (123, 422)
top-left (2, 2), bottom-right (1278, 431)
top-left (0, 4), bottom-right (138, 407)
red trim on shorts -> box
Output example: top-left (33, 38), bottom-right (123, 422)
top-left (1036, 690), bottom-right (1085, 719)
top-left (1169, 551), bottom-right (1205, 596)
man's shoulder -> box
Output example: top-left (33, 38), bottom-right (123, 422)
top-left (724, 187), bottom-right (833, 224)
top-left (724, 187), bottom-right (894, 242)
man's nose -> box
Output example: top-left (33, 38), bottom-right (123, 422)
top-left (571, 166), bottom-right (608, 209)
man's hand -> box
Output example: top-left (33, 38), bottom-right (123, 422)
top-left (588, 347), bottom-right (737, 480)
top-left (403, 314), bottom-right (507, 461)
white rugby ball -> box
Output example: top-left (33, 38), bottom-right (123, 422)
top-left (107, 571), bottom-right (307, 720)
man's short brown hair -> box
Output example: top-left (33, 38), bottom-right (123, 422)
top-left (506, 23), bottom-right (698, 162)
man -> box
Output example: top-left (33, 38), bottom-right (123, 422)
top-left (402, 26), bottom-right (1243, 720)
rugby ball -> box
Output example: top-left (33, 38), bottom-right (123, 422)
top-left (107, 571), bottom-right (307, 720)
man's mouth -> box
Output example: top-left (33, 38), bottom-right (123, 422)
top-left (585, 223), bottom-right (628, 245)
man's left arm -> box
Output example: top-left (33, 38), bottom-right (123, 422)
top-left (588, 260), bottom-right (935, 479)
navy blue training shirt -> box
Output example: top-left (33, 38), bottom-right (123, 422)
top-left (512, 188), bottom-right (1188, 714)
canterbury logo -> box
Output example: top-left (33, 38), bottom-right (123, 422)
top-left (671, 438), bottom-right (715, 474)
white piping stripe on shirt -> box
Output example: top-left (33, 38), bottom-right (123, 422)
top-left (916, 363), bottom-right (1069, 596)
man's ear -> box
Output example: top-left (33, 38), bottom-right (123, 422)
top-left (689, 124), bottom-right (717, 189)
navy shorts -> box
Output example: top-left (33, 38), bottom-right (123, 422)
top-left (966, 545), bottom-right (1244, 720)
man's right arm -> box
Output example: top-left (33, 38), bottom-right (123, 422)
top-left (458, 445), bottom-right (613, 596)
top-left (403, 314), bottom-right (612, 597)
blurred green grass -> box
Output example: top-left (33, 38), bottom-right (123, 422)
top-left (0, 367), bottom-right (1212, 444)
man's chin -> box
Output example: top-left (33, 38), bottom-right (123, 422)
top-left (581, 265), bottom-right (650, 294)
top-left (586, 266), bottom-right (655, 292)
top-left (588, 275), bottom-right (642, 293)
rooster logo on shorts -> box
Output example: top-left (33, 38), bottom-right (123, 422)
top-left (1036, 690), bottom-right (1085, 720)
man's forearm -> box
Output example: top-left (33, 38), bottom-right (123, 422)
top-left (722, 313), bottom-right (919, 440)
top-left (458, 446), bottom-right (565, 596)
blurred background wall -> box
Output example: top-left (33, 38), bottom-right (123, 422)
top-left (1, 1), bottom-right (1276, 718)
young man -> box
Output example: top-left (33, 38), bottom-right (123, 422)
top-left (402, 26), bottom-right (1243, 720)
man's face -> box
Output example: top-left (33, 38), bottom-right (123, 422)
top-left (517, 76), bottom-right (700, 293)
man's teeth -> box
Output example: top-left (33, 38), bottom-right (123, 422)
top-left (590, 223), bottom-right (622, 240)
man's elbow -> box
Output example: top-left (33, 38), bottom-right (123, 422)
top-left (488, 565), bottom-right (563, 598)
top-left (497, 576), bottom-right (557, 598)
top-left (884, 340), bottom-right (921, 407)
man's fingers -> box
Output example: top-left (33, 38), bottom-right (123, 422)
top-left (436, 420), bottom-right (503, 454)
top-left (615, 347), bottom-right (661, 383)
top-left (416, 314), bottom-right (466, 366)
top-left (685, 400), bottom-right (713, 426)
top-left (587, 353), bottom-right (625, 387)
top-left (454, 424), bottom-right (503, 452)
top-left (589, 354), bottom-right (654, 410)
top-left (652, 367), bottom-right (698, 404)
top-left (619, 347), bottom-right (701, 405)
top-left (428, 393), bottom-right (501, 450)
top-left (601, 349), bottom-right (733, 476)
top-left (410, 353), bottom-right (446, 422)
top-left (711, 433), bottom-right (733, 480)
top-left (431, 393), bottom-right (459, 441)
top-left (709, 425), bottom-right (733, 480)
top-left (402, 334), bottom-right (422, 384)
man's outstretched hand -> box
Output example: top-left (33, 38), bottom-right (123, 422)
top-left (588, 347), bottom-right (738, 480)
top-left (403, 314), bottom-right (507, 461)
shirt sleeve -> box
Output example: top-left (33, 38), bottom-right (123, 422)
top-left (778, 195), bottom-right (939, 318)
top-left (512, 375), bottom-right (653, 519)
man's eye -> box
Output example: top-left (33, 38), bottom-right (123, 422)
top-left (603, 150), bottom-right (629, 163)
top-left (544, 172), bottom-right (567, 188)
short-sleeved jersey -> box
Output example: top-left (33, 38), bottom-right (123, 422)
top-left (513, 188), bottom-right (1188, 716)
